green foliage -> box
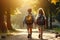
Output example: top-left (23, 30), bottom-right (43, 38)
top-left (56, 11), bottom-right (60, 22)
top-left (54, 27), bottom-right (60, 32)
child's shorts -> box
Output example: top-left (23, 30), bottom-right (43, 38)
top-left (27, 24), bottom-right (33, 28)
top-left (38, 25), bottom-right (44, 29)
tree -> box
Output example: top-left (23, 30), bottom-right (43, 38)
top-left (56, 2), bottom-right (60, 22)
top-left (0, 0), bottom-right (7, 33)
top-left (33, 0), bottom-right (50, 29)
top-left (6, 0), bottom-right (22, 31)
top-left (0, 0), bottom-right (22, 32)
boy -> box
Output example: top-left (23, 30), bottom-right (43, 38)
top-left (23, 8), bottom-right (34, 38)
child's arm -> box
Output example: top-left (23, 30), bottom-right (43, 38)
top-left (43, 15), bottom-right (47, 29)
top-left (23, 16), bottom-right (26, 27)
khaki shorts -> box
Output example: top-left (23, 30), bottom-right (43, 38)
top-left (38, 25), bottom-right (44, 29)
top-left (27, 24), bottom-right (33, 28)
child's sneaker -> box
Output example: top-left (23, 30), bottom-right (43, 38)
top-left (27, 34), bottom-right (32, 38)
top-left (39, 34), bottom-right (43, 40)
top-left (38, 34), bottom-right (41, 38)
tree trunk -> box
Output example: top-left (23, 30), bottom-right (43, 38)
top-left (0, 8), bottom-right (7, 33)
top-left (6, 9), bottom-right (13, 30)
top-left (50, 9), bottom-right (53, 29)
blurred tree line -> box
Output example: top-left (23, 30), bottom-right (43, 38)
top-left (56, 1), bottom-right (60, 22)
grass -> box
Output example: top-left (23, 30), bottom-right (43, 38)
top-left (53, 27), bottom-right (60, 33)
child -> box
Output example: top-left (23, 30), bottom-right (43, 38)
top-left (35, 8), bottom-right (46, 39)
top-left (23, 8), bottom-right (34, 38)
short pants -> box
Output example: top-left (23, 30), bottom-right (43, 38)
top-left (27, 24), bottom-right (33, 28)
top-left (37, 25), bottom-right (44, 30)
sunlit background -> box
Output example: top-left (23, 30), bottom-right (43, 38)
top-left (51, 0), bottom-right (59, 4)
top-left (0, 1), bottom-right (60, 39)
top-left (10, 0), bottom-right (59, 15)
top-left (11, 0), bottom-right (38, 29)
top-left (10, 0), bottom-right (59, 29)
top-left (0, 0), bottom-right (60, 40)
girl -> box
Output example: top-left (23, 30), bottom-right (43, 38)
top-left (35, 8), bottom-right (46, 39)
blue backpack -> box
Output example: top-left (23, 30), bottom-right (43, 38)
top-left (37, 15), bottom-right (45, 25)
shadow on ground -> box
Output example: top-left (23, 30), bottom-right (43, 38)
top-left (0, 35), bottom-right (48, 40)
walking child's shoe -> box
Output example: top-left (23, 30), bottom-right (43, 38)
top-left (27, 34), bottom-right (32, 38)
top-left (39, 34), bottom-right (43, 40)
top-left (38, 34), bottom-right (41, 38)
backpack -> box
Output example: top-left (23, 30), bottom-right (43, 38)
top-left (25, 15), bottom-right (34, 25)
top-left (36, 15), bottom-right (45, 25)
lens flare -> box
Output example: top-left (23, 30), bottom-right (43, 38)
top-left (51, 0), bottom-right (59, 4)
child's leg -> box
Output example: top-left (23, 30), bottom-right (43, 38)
top-left (27, 27), bottom-right (30, 34)
top-left (27, 27), bottom-right (31, 38)
top-left (38, 25), bottom-right (43, 39)
top-left (38, 26), bottom-right (41, 38)
top-left (38, 27), bottom-right (41, 35)
top-left (27, 25), bottom-right (32, 34)
top-left (29, 25), bottom-right (33, 38)
top-left (40, 25), bottom-right (44, 39)
top-left (29, 27), bottom-right (32, 35)
top-left (27, 25), bottom-right (32, 38)
top-left (40, 27), bottom-right (43, 39)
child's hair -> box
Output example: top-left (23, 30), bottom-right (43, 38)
top-left (28, 8), bottom-right (32, 12)
top-left (38, 8), bottom-right (45, 16)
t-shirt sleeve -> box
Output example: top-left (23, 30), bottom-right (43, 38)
top-left (35, 15), bottom-right (39, 22)
top-left (43, 15), bottom-right (46, 20)
top-left (23, 16), bottom-right (25, 24)
top-left (23, 15), bottom-right (27, 24)
top-left (35, 15), bottom-right (38, 20)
